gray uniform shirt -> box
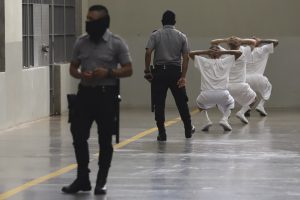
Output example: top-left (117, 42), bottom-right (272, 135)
top-left (146, 25), bottom-right (189, 66)
top-left (72, 30), bottom-right (132, 86)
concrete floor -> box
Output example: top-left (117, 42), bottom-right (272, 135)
top-left (1, 108), bottom-right (300, 200)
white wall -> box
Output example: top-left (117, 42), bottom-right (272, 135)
top-left (0, 0), bottom-right (87, 130)
top-left (0, 73), bottom-right (7, 128)
top-left (1, 0), bottom-right (297, 130)
top-left (86, 0), bottom-right (300, 108)
top-left (0, 0), bottom-right (48, 130)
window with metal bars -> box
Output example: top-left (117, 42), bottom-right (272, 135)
top-left (22, 0), bottom-right (76, 68)
top-left (0, 0), bottom-right (5, 72)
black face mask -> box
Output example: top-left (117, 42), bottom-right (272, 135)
top-left (85, 17), bottom-right (109, 43)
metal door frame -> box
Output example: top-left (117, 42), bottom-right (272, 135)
top-left (0, 0), bottom-right (5, 72)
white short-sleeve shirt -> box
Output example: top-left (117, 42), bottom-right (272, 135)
top-left (194, 55), bottom-right (235, 91)
top-left (229, 46), bottom-right (251, 83)
top-left (246, 43), bottom-right (274, 75)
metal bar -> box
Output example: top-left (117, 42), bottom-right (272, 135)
top-left (63, 0), bottom-right (66, 61)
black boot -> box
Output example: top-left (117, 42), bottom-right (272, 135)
top-left (94, 167), bottom-right (110, 195)
top-left (185, 125), bottom-right (196, 138)
top-left (62, 168), bottom-right (91, 194)
top-left (157, 123), bottom-right (166, 141)
top-left (157, 132), bottom-right (167, 141)
top-left (94, 179), bottom-right (107, 195)
top-left (94, 172), bottom-right (107, 195)
top-left (61, 178), bottom-right (91, 194)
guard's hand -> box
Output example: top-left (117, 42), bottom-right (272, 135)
top-left (93, 67), bottom-right (108, 79)
top-left (177, 77), bottom-right (186, 88)
top-left (144, 73), bottom-right (153, 83)
top-left (81, 71), bottom-right (93, 80)
top-left (144, 69), bottom-right (153, 83)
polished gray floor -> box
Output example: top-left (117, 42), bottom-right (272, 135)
top-left (1, 108), bottom-right (300, 200)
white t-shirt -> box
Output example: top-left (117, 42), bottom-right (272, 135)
top-left (229, 46), bottom-right (251, 83)
top-left (194, 55), bottom-right (235, 91)
top-left (246, 43), bottom-right (274, 75)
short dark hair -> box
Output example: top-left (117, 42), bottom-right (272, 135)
top-left (89, 5), bottom-right (109, 15)
top-left (88, 5), bottom-right (110, 28)
top-left (161, 10), bottom-right (176, 26)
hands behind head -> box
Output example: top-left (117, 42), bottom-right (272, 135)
top-left (208, 49), bottom-right (221, 58)
top-left (251, 36), bottom-right (261, 46)
top-left (229, 36), bottom-right (240, 40)
top-left (252, 36), bottom-right (261, 41)
top-left (228, 36), bottom-right (241, 46)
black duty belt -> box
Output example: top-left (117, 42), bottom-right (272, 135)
top-left (79, 84), bottom-right (117, 93)
top-left (152, 64), bottom-right (181, 72)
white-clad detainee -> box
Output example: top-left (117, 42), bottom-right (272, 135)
top-left (189, 46), bottom-right (242, 131)
top-left (211, 37), bottom-right (257, 124)
top-left (245, 37), bottom-right (279, 117)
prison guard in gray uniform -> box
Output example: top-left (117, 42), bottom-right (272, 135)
top-left (64, 20), bottom-right (132, 195)
top-left (72, 30), bottom-right (131, 86)
top-left (145, 12), bottom-right (194, 141)
top-left (147, 25), bottom-right (189, 66)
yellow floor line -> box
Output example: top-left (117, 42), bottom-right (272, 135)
top-left (0, 109), bottom-right (198, 200)
top-left (0, 164), bottom-right (77, 200)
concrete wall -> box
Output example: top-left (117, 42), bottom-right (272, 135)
top-left (0, 0), bottom-right (79, 130)
top-left (1, 0), bottom-right (298, 130)
top-left (86, 0), bottom-right (300, 108)
top-left (0, 0), bottom-right (49, 130)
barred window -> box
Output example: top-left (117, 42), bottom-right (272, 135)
top-left (22, 0), bottom-right (76, 68)
top-left (0, 0), bottom-right (5, 72)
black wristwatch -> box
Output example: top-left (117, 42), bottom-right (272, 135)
top-left (144, 69), bottom-right (150, 74)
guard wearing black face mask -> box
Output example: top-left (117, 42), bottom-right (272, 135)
top-left (145, 10), bottom-right (195, 141)
top-left (62, 5), bottom-right (133, 195)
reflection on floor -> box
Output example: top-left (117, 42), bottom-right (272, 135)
top-left (0, 108), bottom-right (300, 200)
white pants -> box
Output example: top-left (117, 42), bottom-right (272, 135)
top-left (228, 82), bottom-right (256, 106)
top-left (196, 90), bottom-right (235, 114)
top-left (246, 74), bottom-right (272, 100)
